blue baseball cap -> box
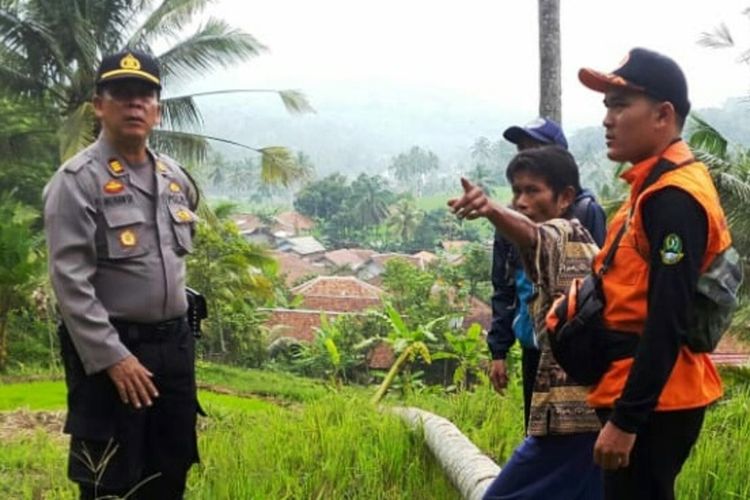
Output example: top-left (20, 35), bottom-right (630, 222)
top-left (503, 117), bottom-right (568, 149)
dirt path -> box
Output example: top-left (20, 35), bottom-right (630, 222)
top-left (0, 410), bottom-right (66, 442)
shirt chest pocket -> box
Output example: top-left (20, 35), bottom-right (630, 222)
top-left (167, 204), bottom-right (195, 256)
top-left (100, 208), bottom-right (149, 260)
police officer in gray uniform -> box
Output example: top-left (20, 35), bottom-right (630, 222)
top-left (44, 49), bottom-right (200, 499)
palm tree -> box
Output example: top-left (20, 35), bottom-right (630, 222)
top-left (0, 0), bottom-right (312, 185)
top-left (387, 198), bottom-right (424, 244)
top-left (467, 163), bottom-right (498, 196)
top-left (538, 0), bottom-right (561, 122)
top-left (470, 137), bottom-right (493, 165)
top-left (687, 114), bottom-right (750, 260)
top-left (350, 174), bottom-right (392, 228)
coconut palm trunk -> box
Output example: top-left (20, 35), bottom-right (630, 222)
top-left (538, 0), bottom-right (561, 123)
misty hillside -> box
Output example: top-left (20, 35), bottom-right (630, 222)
top-left (197, 85), bottom-right (750, 180)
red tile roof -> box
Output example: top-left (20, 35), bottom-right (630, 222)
top-left (300, 296), bottom-right (382, 312)
top-left (291, 276), bottom-right (384, 299)
top-left (323, 248), bottom-right (377, 270)
top-left (274, 211), bottom-right (315, 234)
top-left (272, 251), bottom-right (329, 286)
top-left (263, 309), bottom-right (346, 342)
top-left (229, 213), bottom-right (263, 233)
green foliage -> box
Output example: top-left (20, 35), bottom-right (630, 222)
top-left (0, 97), bottom-right (57, 209)
top-left (192, 393), bottom-right (458, 498)
top-left (469, 136), bottom-right (515, 185)
top-left (3, 366), bottom-right (750, 498)
top-left (195, 361), bottom-right (329, 403)
top-left (388, 145), bottom-right (440, 196)
top-left (0, 193), bottom-right (44, 370)
top-left (371, 303), bottom-right (447, 404)
top-left (686, 113), bottom-right (750, 295)
top-left (187, 216), bottom-right (281, 366)
top-left (294, 172), bottom-right (396, 248)
top-left (432, 323), bottom-right (490, 391)
top-left (0, 0), bottom-right (311, 173)
top-left (290, 314), bottom-right (359, 383)
top-left (387, 196), bottom-right (424, 245)
top-left (456, 243), bottom-right (492, 299)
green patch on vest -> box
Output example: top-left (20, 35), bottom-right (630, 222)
top-left (660, 233), bottom-right (684, 265)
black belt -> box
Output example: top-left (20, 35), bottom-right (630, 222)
top-left (112, 316), bottom-right (187, 344)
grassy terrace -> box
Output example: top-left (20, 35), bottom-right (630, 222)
top-left (0, 364), bottom-right (748, 499)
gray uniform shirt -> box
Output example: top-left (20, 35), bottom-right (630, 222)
top-left (43, 135), bottom-right (198, 375)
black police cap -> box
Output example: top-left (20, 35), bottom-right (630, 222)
top-left (96, 49), bottom-right (161, 89)
top-left (578, 48), bottom-right (690, 118)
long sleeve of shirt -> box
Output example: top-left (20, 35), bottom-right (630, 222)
top-left (611, 187), bottom-right (707, 433)
top-left (44, 171), bottom-right (131, 375)
top-left (487, 232), bottom-right (517, 360)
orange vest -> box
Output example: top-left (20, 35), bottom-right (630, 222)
top-left (588, 141), bottom-right (728, 411)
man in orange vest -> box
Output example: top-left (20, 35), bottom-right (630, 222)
top-left (579, 48), bottom-right (729, 499)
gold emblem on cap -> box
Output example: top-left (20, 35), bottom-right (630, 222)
top-left (108, 159), bottom-right (124, 173)
top-left (176, 209), bottom-right (192, 222)
top-left (169, 182), bottom-right (181, 193)
top-left (119, 229), bottom-right (137, 247)
top-left (120, 53), bottom-right (141, 71)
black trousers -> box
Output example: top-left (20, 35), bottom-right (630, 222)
top-left (521, 347), bottom-right (541, 431)
top-left (596, 407), bottom-right (706, 500)
top-left (58, 319), bottom-right (200, 500)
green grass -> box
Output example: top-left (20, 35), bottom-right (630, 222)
top-left (196, 361), bottom-right (330, 402)
top-left (676, 369), bottom-right (750, 499)
top-left (0, 380), bottom-right (66, 411)
top-left (417, 187), bottom-right (512, 212)
top-left (0, 431), bottom-right (76, 499)
top-left (2, 364), bottom-right (749, 499)
top-left (189, 393), bottom-right (458, 499)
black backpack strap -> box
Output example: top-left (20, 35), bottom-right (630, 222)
top-left (597, 155), bottom-right (695, 278)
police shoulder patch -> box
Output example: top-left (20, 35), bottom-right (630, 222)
top-left (660, 233), bottom-right (684, 265)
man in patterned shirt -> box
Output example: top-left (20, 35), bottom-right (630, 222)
top-left (450, 146), bottom-right (602, 499)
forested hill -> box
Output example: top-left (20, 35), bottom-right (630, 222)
top-left (199, 85), bottom-right (750, 176)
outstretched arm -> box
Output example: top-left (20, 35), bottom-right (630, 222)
top-left (448, 177), bottom-right (538, 250)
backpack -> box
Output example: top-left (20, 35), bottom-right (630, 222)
top-left (545, 157), bottom-right (742, 385)
top-left (684, 246), bottom-right (743, 352)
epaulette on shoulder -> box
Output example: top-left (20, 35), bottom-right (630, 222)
top-left (155, 153), bottom-right (183, 173)
top-left (62, 150), bottom-right (95, 174)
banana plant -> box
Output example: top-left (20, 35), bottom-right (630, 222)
top-left (370, 303), bottom-right (445, 404)
top-left (432, 323), bottom-right (489, 392)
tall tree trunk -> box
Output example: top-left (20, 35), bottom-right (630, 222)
top-left (538, 0), bottom-right (561, 123)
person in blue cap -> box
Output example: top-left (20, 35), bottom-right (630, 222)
top-left (488, 117), bottom-right (606, 429)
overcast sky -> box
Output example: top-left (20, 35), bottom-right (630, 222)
top-left (196, 0), bottom-right (750, 134)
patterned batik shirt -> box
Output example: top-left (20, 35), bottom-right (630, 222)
top-left (521, 218), bottom-right (602, 436)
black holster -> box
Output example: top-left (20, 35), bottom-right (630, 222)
top-left (185, 287), bottom-right (207, 338)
